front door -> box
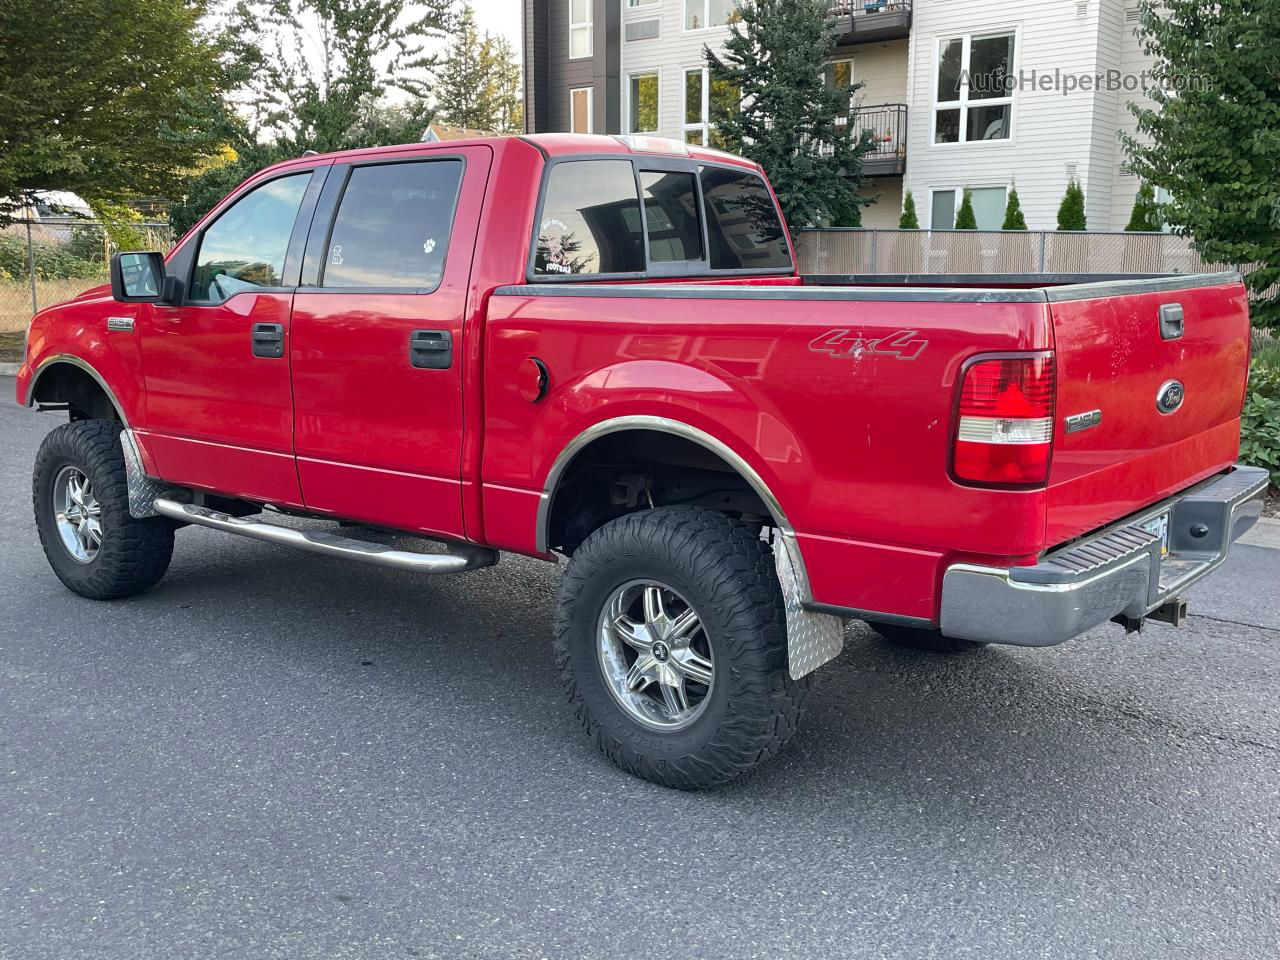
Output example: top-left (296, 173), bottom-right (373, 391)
top-left (289, 147), bottom-right (491, 539)
top-left (140, 169), bottom-right (322, 506)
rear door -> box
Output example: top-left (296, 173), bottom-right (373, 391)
top-left (1045, 276), bottom-right (1251, 545)
top-left (289, 147), bottom-right (491, 539)
top-left (142, 167), bottom-right (326, 506)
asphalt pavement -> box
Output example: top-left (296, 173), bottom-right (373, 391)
top-left (2, 377), bottom-right (1278, 960)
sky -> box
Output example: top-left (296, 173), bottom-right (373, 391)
top-left (470, 0), bottom-right (523, 60)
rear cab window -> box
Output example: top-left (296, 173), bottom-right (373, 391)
top-left (530, 155), bottom-right (792, 281)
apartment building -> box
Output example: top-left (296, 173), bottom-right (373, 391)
top-left (522, 0), bottom-right (1165, 231)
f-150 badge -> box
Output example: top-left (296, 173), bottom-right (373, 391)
top-left (809, 329), bottom-right (928, 361)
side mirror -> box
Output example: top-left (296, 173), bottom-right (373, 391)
top-left (111, 251), bottom-right (177, 303)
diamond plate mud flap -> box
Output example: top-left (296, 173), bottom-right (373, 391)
top-left (121, 429), bottom-right (176, 519)
top-left (774, 534), bottom-right (845, 679)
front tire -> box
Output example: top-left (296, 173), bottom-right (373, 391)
top-left (553, 506), bottom-right (810, 790)
top-left (33, 420), bottom-right (174, 600)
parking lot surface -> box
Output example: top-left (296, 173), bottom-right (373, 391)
top-left (2, 380), bottom-right (1278, 959)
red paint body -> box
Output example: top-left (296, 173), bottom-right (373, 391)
top-left (16, 134), bottom-right (1251, 623)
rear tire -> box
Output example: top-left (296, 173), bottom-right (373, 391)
top-left (33, 420), bottom-right (174, 600)
top-left (553, 506), bottom-right (810, 790)
top-left (869, 622), bottom-right (986, 654)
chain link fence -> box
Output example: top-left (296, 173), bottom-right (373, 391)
top-left (0, 219), bottom-right (173, 335)
top-left (794, 227), bottom-right (1235, 277)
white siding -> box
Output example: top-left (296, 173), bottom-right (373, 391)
top-left (619, 0), bottom-right (736, 140)
top-left (861, 179), bottom-right (905, 228)
top-left (1107, 0), bottom-right (1163, 229)
top-left (904, 0), bottom-right (1111, 230)
top-left (612, 0), bottom-right (1166, 231)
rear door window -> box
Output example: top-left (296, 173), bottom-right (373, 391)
top-left (322, 160), bottom-right (464, 290)
top-left (534, 160), bottom-right (645, 276)
top-left (699, 166), bottom-right (792, 271)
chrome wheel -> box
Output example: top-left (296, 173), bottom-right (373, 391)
top-left (597, 579), bottom-right (714, 731)
top-left (53, 465), bottom-right (102, 563)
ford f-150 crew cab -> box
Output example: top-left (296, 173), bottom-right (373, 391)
top-left (17, 134), bottom-right (1268, 789)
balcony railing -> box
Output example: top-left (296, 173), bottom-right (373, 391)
top-left (819, 103), bottom-right (908, 177)
top-left (826, 0), bottom-right (913, 45)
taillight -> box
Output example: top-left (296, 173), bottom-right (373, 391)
top-left (954, 354), bottom-right (1055, 486)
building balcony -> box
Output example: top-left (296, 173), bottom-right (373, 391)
top-left (826, 0), bottom-right (912, 46)
top-left (819, 104), bottom-right (908, 178)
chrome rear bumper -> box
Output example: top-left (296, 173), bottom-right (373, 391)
top-left (940, 465), bottom-right (1270, 647)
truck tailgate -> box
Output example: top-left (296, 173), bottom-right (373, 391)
top-left (1045, 274), bottom-right (1251, 545)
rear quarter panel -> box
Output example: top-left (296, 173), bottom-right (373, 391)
top-left (480, 287), bottom-right (1054, 619)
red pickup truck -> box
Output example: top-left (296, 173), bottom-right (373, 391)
top-left (17, 134), bottom-right (1268, 788)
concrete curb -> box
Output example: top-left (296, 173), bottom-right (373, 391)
top-left (1241, 516), bottom-right (1280, 551)
top-left (0, 362), bottom-right (20, 377)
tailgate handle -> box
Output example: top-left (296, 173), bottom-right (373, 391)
top-left (1159, 303), bottom-right (1184, 341)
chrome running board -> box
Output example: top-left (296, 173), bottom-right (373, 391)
top-left (153, 499), bottom-right (498, 573)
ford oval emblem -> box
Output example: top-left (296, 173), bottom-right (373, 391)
top-left (1156, 379), bottom-right (1186, 415)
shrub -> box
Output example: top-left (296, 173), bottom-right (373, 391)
top-left (1242, 358), bottom-right (1280, 491)
top-left (1057, 179), bottom-right (1087, 231)
top-left (954, 189), bottom-right (977, 229)
top-left (899, 191), bottom-right (919, 229)
top-left (1002, 187), bottom-right (1027, 230)
top-left (1125, 181), bottom-right (1163, 232)
top-left (0, 233), bottom-right (103, 282)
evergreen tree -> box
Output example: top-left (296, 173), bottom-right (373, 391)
top-left (1002, 187), bottom-right (1028, 230)
top-left (899, 191), bottom-right (919, 229)
top-left (954, 189), bottom-right (978, 229)
top-left (705, 0), bottom-right (875, 228)
top-left (1125, 181), bottom-right (1164, 232)
top-left (1057, 180), bottom-right (1088, 231)
top-left (1122, 0), bottom-right (1278, 326)
top-left (433, 4), bottom-right (523, 133)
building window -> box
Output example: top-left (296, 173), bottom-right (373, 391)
top-left (929, 187), bottom-right (1008, 229)
top-left (934, 32), bottom-right (1015, 144)
top-left (569, 87), bottom-right (593, 133)
top-left (627, 0), bottom-right (659, 5)
top-left (629, 72), bottom-right (659, 133)
top-left (570, 0), bottom-right (592, 59)
top-left (684, 0), bottom-right (740, 30)
top-left (823, 58), bottom-right (854, 121)
top-left (682, 67), bottom-right (738, 147)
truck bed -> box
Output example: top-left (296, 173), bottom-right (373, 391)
top-left (483, 272), bottom-right (1249, 622)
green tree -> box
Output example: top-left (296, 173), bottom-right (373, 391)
top-left (171, 0), bottom-right (448, 234)
top-left (954, 189), bottom-right (978, 230)
top-left (433, 4), bottom-right (489, 129)
top-left (1122, 0), bottom-right (1278, 326)
top-left (487, 35), bottom-right (524, 135)
top-left (899, 191), bottom-right (919, 229)
top-left (229, 0), bottom-right (449, 153)
top-left (705, 0), bottom-right (875, 229)
top-left (1002, 187), bottom-right (1028, 230)
top-left (0, 0), bottom-right (230, 224)
top-left (1124, 181), bottom-right (1163, 232)
top-left (1057, 180), bottom-right (1087, 231)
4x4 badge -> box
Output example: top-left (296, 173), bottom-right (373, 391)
top-left (809, 329), bottom-right (928, 361)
